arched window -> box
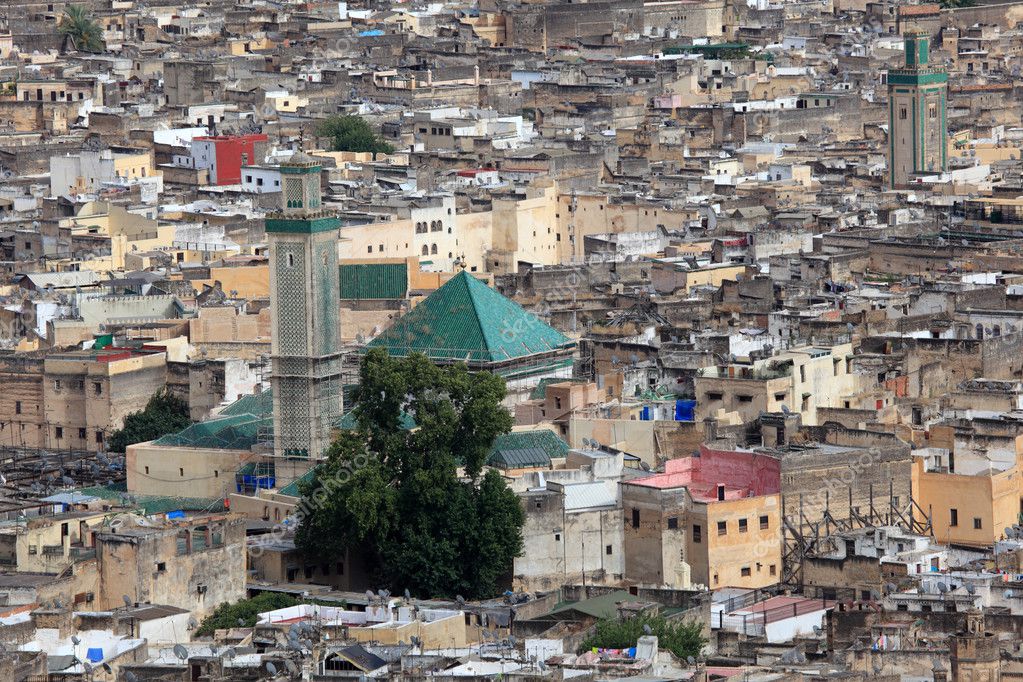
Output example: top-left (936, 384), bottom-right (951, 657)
top-left (993, 325), bottom-right (1001, 337)
top-left (430, 243), bottom-right (438, 255)
top-left (976, 324), bottom-right (984, 340)
top-left (421, 244), bottom-right (429, 256)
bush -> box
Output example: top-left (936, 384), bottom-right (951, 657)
top-left (195, 592), bottom-right (301, 637)
top-left (579, 614), bottom-right (706, 660)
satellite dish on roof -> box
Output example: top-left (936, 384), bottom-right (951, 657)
top-left (966, 584), bottom-right (977, 595)
top-left (265, 661), bottom-right (278, 676)
top-left (122, 595), bottom-right (133, 608)
top-left (173, 644), bottom-right (189, 660)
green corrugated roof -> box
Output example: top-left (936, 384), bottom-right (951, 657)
top-left (488, 429), bottom-right (568, 468)
top-left (75, 483), bottom-right (226, 515)
top-left (340, 263), bottom-right (408, 300)
top-left (367, 271), bottom-right (573, 364)
top-left (544, 590), bottom-right (639, 620)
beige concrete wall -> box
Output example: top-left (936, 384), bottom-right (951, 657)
top-left (127, 442), bottom-right (250, 499)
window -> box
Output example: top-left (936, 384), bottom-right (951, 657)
top-left (899, 107), bottom-right (907, 120)
top-left (554, 533), bottom-right (560, 542)
top-left (769, 564), bottom-right (776, 576)
top-left (179, 467), bottom-right (184, 477)
top-left (950, 508), bottom-right (958, 527)
top-left (760, 515), bottom-right (769, 530)
top-left (379, 244), bottom-right (384, 253)
top-left (95, 431), bottom-right (103, 444)
top-left (157, 562), bottom-right (166, 572)
top-left (422, 245), bottom-right (429, 256)
top-left (738, 518), bottom-right (748, 533)
top-left (54, 380), bottom-right (61, 390)
top-left (287, 253), bottom-right (294, 267)
top-left (304, 566), bottom-right (314, 579)
top-left (632, 508), bottom-right (640, 528)
top-left (145, 466), bottom-right (149, 475)
top-left (606, 545), bottom-right (613, 555)
top-left (741, 566), bottom-right (751, 577)
top-left (55, 427), bottom-right (63, 439)
top-left (14, 401), bottom-right (21, 414)
top-left (668, 517), bottom-right (678, 529)
top-left (78, 427), bottom-right (86, 439)
top-left (929, 103), bottom-right (937, 119)
top-left (693, 524), bottom-right (702, 542)
top-left (93, 382), bottom-right (102, 396)
top-left (430, 244), bottom-right (438, 255)
top-left (717, 521), bottom-right (727, 536)
top-left (973, 517), bottom-right (982, 530)
top-left (367, 245), bottom-right (373, 253)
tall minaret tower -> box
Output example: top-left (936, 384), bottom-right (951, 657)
top-left (888, 30), bottom-right (948, 189)
top-left (266, 152), bottom-right (342, 470)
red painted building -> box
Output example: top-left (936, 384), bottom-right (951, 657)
top-left (191, 133), bottom-right (269, 185)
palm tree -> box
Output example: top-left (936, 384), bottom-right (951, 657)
top-left (58, 5), bottom-right (104, 54)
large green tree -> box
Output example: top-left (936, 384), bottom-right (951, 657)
top-left (58, 5), bottom-right (105, 54)
top-left (316, 115), bottom-right (394, 155)
top-left (295, 349), bottom-right (523, 599)
top-left (107, 389), bottom-right (191, 453)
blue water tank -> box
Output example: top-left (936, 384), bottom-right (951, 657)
top-left (640, 406), bottom-right (651, 421)
top-left (675, 399), bottom-right (696, 422)
top-left (86, 648), bottom-right (103, 663)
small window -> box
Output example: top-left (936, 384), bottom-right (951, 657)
top-left (157, 562), bottom-right (166, 572)
top-left (741, 566), bottom-right (751, 577)
top-left (554, 533), bottom-right (560, 542)
top-left (667, 517), bottom-right (678, 530)
top-left (55, 427), bottom-right (63, 439)
top-left (632, 508), bottom-right (640, 528)
top-left (738, 518), bottom-right (748, 533)
top-left (693, 525), bottom-right (702, 542)
top-left (145, 466), bottom-right (149, 475)
top-left (899, 107), bottom-right (907, 120)
top-left (950, 508), bottom-right (958, 527)
top-left (973, 517), bottom-right (982, 530)
top-left (93, 382), bottom-right (102, 396)
top-left (78, 427), bottom-right (86, 439)
top-left (769, 564), bottom-right (777, 576)
top-left (14, 401), bottom-right (21, 414)
top-left (605, 545), bottom-right (613, 555)
top-left (760, 515), bottom-right (769, 530)
top-left (717, 521), bottom-right (727, 536)
top-left (179, 467), bottom-right (184, 477)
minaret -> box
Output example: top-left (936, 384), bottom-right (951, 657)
top-left (266, 152), bottom-right (342, 468)
top-left (888, 30), bottom-right (948, 189)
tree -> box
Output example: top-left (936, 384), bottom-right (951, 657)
top-left (58, 5), bottom-right (104, 54)
top-left (295, 349), bottom-right (523, 599)
top-left (107, 389), bottom-right (191, 453)
top-left (580, 614), bottom-right (706, 661)
top-left (316, 115), bottom-right (394, 155)
top-left (195, 592), bottom-right (300, 637)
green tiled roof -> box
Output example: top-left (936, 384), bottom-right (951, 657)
top-left (152, 413), bottom-right (268, 451)
top-left (367, 271), bottom-right (573, 364)
top-left (341, 263), bottom-right (408, 300)
top-left (278, 469), bottom-right (316, 498)
top-left (220, 389), bottom-right (273, 417)
top-left (488, 429), bottom-right (568, 468)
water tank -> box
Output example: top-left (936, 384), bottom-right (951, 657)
top-left (675, 399), bottom-right (696, 422)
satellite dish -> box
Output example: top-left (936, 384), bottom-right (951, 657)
top-left (936, 582), bottom-right (949, 594)
top-left (404, 588), bottom-right (411, 599)
top-left (173, 644), bottom-right (188, 660)
top-left (285, 660), bottom-right (299, 674)
top-left (126, 673), bottom-right (139, 682)
top-left (265, 661), bottom-right (278, 676)
top-left (237, 618), bottom-right (247, 626)
top-left (122, 595), bottom-right (133, 608)
top-left (966, 584), bottom-right (977, 595)
top-left (687, 655), bottom-right (696, 665)
top-left (71, 636), bottom-right (81, 645)
top-left (224, 648), bottom-right (237, 659)
top-left (781, 404), bottom-right (791, 414)
top-left (642, 624), bottom-right (653, 634)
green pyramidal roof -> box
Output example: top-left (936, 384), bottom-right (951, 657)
top-left (367, 270), bottom-right (574, 364)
